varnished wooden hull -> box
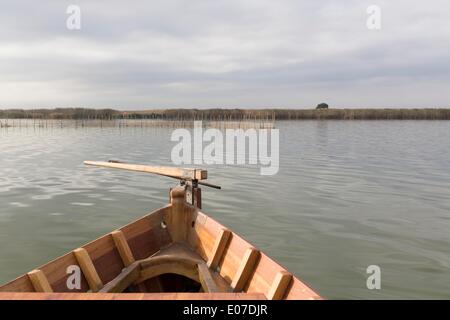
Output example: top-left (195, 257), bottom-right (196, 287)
top-left (0, 187), bottom-right (321, 300)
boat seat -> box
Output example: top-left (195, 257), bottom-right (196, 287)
top-left (100, 243), bottom-right (229, 293)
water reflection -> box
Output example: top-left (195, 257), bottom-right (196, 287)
top-left (1, 121), bottom-right (450, 299)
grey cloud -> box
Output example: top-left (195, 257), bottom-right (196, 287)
top-left (0, 0), bottom-right (450, 108)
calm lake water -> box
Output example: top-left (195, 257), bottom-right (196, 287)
top-left (1, 120), bottom-right (449, 299)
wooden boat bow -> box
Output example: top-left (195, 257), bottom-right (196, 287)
top-left (0, 161), bottom-right (321, 300)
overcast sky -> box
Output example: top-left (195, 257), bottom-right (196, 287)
top-left (0, 1), bottom-right (449, 109)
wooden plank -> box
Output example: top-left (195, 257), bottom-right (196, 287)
top-left (231, 248), bottom-right (260, 292)
top-left (284, 277), bottom-right (322, 300)
top-left (111, 230), bottom-right (135, 267)
top-left (120, 207), bottom-right (172, 261)
top-left (267, 271), bottom-right (292, 300)
top-left (119, 209), bottom-right (169, 241)
top-left (137, 262), bottom-right (199, 284)
top-left (217, 234), bottom-right (248, 284)
top-left (40, 252), bottom-right (90, 292)
top-left (27, 270), bottom-right (53, 293)
top-left (151, 242), bottom-right (232, 293)
top-left (84, 161), bottom-right (207, 180)
top-left (73, 248), bottom-right (103, 292)
top-left (197, 263), bottom-right (219, 293)
top-left (0, 292), bottom-right (267, 300)
top-left (245, 253), bottom-right (284, 297)
top-left (99, 262), bottom-right (140, 293)
top-left (138, 255), bottom-right (200, 284)
top-left (82, 232), bottom-right (125, 285)
top-left (188, 220), bottom-right (216, 261)
top-left (207, 228), bottom-right (231, 270)
top-left (0, 274), bottom-right (35, 292)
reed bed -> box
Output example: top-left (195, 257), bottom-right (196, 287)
top-left (1, 108), bottom-right (450, 123)
top-left (273, 108), bottom-right (450, 120)
top-left (0, 119), bottom-right (275, 129)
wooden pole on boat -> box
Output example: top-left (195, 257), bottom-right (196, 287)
top-left (84, 160), bottom-right (219, 210)
top-left (168, 187), bottom-right (190, 242)
top-left (84, 160), bottom-right (221, 190)
top-left (84, 161), bottom-right (207, 181)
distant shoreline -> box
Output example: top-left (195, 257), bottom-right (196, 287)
top-left (1, 108), bottom-right (450, 120)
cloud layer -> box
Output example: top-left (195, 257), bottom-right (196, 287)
top-left (1, 1), bottom-right (449, 109)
